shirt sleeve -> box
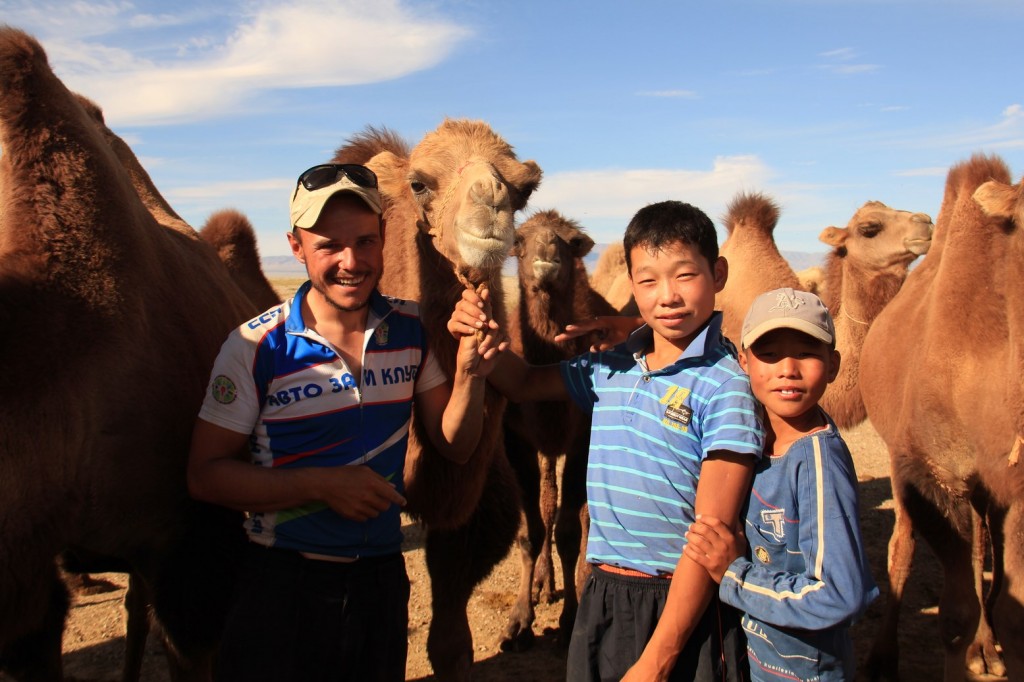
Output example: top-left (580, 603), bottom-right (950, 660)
top-left (560, 351), bottom-right (599, 411)
top-left (197, 331), bottom-right (262, 435)
top-left (414, 341), bottom-right (447, 394)
top-left (718, 435), bottom-right (878, 630)
top-left (701, 373), bottom-right (764, 460)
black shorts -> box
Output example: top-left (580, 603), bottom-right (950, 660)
top-left (566, 565), bottom-right (748, 682)
top-left (215, 543), bottom-right (409, 682)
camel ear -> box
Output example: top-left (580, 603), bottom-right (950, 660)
top-left (819, 226), bottom-right (848, 248)
top-left (974, 181), bottom-right (1017, 219)
top-left (570, 233), bottom-right (595, 258)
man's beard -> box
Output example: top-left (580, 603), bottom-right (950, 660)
top-left (310, 277), bottom-right (371, 313)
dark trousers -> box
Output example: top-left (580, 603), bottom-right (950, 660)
top-left (566, 565), bottom-right (748, 682)
top-left (215, 543), bottom-right (409, 682)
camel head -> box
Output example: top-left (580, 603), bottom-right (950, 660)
top-left (974, 176), bottom-right (1024, 227)
top-left (818, 201), bottom-right (934, 271)
top-left (512, 209), bottom-right (594, 293)
top-left (406, 119), bottom-right (542, 282)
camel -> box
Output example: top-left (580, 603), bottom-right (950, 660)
top-left (796, 264), bottom-right (826, 297)
top-left (860, 154), bottom-right (1022, 681)
top-left (199, 208), bottom-right (281, 311)
top-left (502, 210), bottom-right (617, 649)
top-left (716, 192), bottom-right (802, 342)
top-left (590, 241), bottom-right (638, 314)
top-left (715, 193), bottom-right (932, 428)
top-left (0, 27), bottom-right (257, 679)
top-left (331, 121), bottom-right (543, 680)
top-left (815, 201), bottom-right (933, 427)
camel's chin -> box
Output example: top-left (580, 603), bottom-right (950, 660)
top-left (456, 234), bottom-right (513, 271)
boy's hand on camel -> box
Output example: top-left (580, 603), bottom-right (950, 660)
top-left (448, 287), bottom-right (499, 339)
top-left (554, 315), bottom-right (643, 352)
top-left (683, 514), bottom-right (746, 584)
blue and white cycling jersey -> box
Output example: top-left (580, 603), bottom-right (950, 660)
top-left (198, 281), bottom-right (446, 558)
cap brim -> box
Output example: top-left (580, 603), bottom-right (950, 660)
top-left (741, 318), bottom-right (834, 349)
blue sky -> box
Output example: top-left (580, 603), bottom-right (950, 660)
top-left (3, 0), bottom-right (1022, 258)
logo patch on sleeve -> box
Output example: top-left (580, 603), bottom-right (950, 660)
top-left (374, 322), bottom-right (389, 346)
top-left (211, 375), bottom-right (237, 404)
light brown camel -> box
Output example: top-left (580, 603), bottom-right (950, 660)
top-left (860, 154), bottom-right (1021, 681)
top-left (815, 201), bottom-right (933, 427)
top-left (502, 210), bottom-right (617, 649)
top-left (590, 241), bottom-right (638, 314)
top-left (331, 121), bottom-right (542, 680)
top-left (199, 208), bottom-right (281, 311)
top-left (796, 264), bottom-right (826, 296)
top-left (715, 193), bottom-right (932, 428)
top-left (0, 27), bottom-right (257, 680)
top-left (716, 192), bottom-right (802, 342)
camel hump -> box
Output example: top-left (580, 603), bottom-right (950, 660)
top-left (333, 126), bottom-right (410, 165)
top-left (201, 209), bottom-right (281, 311)
top-left (722, 191), bottom-right (781, 236)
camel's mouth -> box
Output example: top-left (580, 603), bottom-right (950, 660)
top-left (904, 237), bottom-right (932, 256)
top-left (531, 259), bottom-right (560, 281)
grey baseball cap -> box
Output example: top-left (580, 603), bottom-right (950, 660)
top-left (741, 287), bottom-right (835, 349)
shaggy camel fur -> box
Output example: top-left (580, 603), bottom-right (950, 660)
top-left (0, 28), bottom-right (256, 679)
top-left (199, 208), bottom-right (281, 311)
top-left (332, 121), bottom-right (542, 680)
top-left (716, 192), bottom-right (801, 342)
top-left (502, 210), bottom-right (617, 649)
top-left (860, 154), bottom-right (1021, 681)
top-left (714, 193), bottom-right (932, 428)
top-left (589, 241), bottom-right (638, 314)
top-left (816, 201), bottom-right (932, 427)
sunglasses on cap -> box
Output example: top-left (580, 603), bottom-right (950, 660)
top-left (296, 164), bottom-right (378, 192)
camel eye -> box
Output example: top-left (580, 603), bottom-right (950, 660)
top-left (410, 181), bottom-right (426, 194)
top-left (858, 222), bottom-right (882, 238)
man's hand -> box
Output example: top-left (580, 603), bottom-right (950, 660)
top-left (448, 287), bottom-right (499, 339)
top-left (315, 465), bottom-right (407, 522)
top-left (683, 514), bottom-right (746, 584)
top-left (553, 315), bottom-right (642, 351)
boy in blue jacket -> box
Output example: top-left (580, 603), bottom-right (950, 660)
top-left (684, 287), bottom-right (878, 680)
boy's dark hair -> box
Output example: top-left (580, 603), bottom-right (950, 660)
top-left (623, 200), bottom-right (719, 273)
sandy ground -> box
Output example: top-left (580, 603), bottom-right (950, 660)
top-left (0, 419), bottom-right (1003, 682)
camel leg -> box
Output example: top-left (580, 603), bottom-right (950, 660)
top-left (900, 485), bottom-right (976, 682)
top-left (964, 495), bottom-right (1005, 678)
top-left (991, 501), bottom-right (1024, 680)
top-left (497, 425), bottom-right (544, 651)
top-left (535, 452), bottom-right (559, 604)
top-left (121, 573), bottom-right (151, 682)
top-left (426, 455), bottom-right (521, 681)
top-left (553, 424), bottom-right (589, 646)
top-left (0, 567), bottom-right (68, 682)
top-left (866, 478), bottom-right (916, 682)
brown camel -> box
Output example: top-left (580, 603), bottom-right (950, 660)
top-left (502, 210), bottom-right (617, 649)
top-left (716, 192), bottom-right (802, 342)
top-left (860, 154), bottom-right (1022, 681)
top-left (715, 193), bottom-right (932, 428)
top-left (590, 241), bottom-right (638, 314)
top-left (331, 121), bottom-right (542, 680)
top-left (0, 27), bottom-right (257, 680)
top-left (200, 208), bottom-right (281, 311)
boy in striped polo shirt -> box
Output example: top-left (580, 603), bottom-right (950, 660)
top-left (450, 200), bottom-right (765, 681)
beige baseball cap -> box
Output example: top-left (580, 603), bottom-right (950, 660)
top-left (741, 287), bottom-right (835, 349)
top-left (289, 167), bottom-right (382, 229)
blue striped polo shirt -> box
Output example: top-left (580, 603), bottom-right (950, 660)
top-left (561, 312), bottom-right (764, 576)
top-left (198, 281), bottom-right (446, 558)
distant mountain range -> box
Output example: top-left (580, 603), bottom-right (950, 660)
top-left (261, 247), bottom-right (828, 279)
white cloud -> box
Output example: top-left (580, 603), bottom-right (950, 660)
top-left (819, 47), bottom-right (857, 60)
top-left (8, 0), bottom-right (472, 125)
top-left (525, 156), bottom-right (777, 242)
